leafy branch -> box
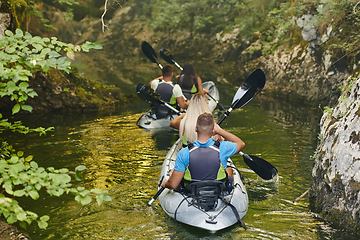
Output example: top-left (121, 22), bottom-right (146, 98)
top-left (0, 29), bottom-right (102, 115)
top-left (0, 29), bottom-right (110, 230)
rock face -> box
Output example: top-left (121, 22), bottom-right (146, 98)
top-left (259, 14), bottom-right (350, 105)
top-left (310, 76), bottom-right (360, 230)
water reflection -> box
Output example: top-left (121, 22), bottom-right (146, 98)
top-left (4, 96), bottom-right (358, 239)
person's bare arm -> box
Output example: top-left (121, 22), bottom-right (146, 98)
top-left (226, 167), bottom-right (233, 180)
top-left (170, 113), bottom-right (186, 129)
top-left (149, 76), bottom-right (163, 87)
top-left (196, 76), bottom-right (208, 94)
top-left (177, 96), bottom-right (189, 109)
top-left (161, 170), bottom-right (185, 190)
top-left (213, 124), bottom-right (245, 153)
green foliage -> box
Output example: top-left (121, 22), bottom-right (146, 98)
top-left (0, 29), bottom-right (108, 230)
top-left (323, 106), bottom-right (333, 115)
top-left (26, 0), bottom-right (79, 31)
top-left (0, 28), bottom-right (102, 114)
top-left (0, 145), bottom-right (111, 229)
top-left (140, 0), bottom-right (359, 58)
top-left (340, 76), bottom-right (356, 94)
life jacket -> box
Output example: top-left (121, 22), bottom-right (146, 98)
top-left (155, 80), bottom-right (179, 115)
top-left (181, 140), bottom-right (228, 187)
top-left (178, 75), bottom-right (198, 100)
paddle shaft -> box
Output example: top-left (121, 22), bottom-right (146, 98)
top-left (146, 187), bottom-right (165, 206)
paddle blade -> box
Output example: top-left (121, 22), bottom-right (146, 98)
top-left (136, 83), bottom-right (163, 106)
top-left (241, 153), bottom-right (278, 180)
top-left (231, 69), bottom-right (266, 109)
top-left (141, 41), bottom-right (158, 64)
top-left (160, 48), bottom-right (175, 64)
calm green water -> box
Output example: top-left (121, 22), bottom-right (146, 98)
top-left (6, 94), bottom-right (357, 240)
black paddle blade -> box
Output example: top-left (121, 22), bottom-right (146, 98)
top-left (136, 83), bottom-right (163, 106)
top-left (141, 41), bottom-right (158, 64)
top-left (160, 48), bottom-right (175, 65)
top-left (243, 69), bottom-right (266, 92)
top-left (242, 153), bottom-right (278, 180)
top-left (231, 69), bottom-right (266, 110)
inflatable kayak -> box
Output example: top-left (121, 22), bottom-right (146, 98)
top-left (137, 81), bottom-right (219, 129)
top-left (157, 138), bottom-right (248, 232)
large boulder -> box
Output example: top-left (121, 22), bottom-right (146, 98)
top-left (310, 76), bottom-right (360, 229)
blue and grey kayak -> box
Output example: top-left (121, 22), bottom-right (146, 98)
top-left (157, 138), bottom-right (249, 232)
top-left (137, 81), bottom-right (220, 129)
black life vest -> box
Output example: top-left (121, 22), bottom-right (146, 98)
top-left (181, 140), bottom-right (228, 187)
top-left (178, 75), bottom-right (198, 100)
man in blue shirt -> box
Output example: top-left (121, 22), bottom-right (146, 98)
top-left (161, 112), bottom-right (245, 190)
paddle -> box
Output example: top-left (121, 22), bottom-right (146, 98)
top-left (146, 69), bottom-right (277, 206)
top-left (216, 69), bottom-right (277, 180)
top-left (136, 83), bottom-right (182, 115)
top-left (141, 41), bottom-right (163, 69)
top-left (217, 69), bottom-right (266, 125)
top-left (159, 48), bottom-right (227, 111)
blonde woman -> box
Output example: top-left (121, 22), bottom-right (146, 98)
top-left (170, 93), bottom-right (210, 146)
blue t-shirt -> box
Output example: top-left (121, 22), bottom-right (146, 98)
top-left (174, 138), bottom-right (238, 172)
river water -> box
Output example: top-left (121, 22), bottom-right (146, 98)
top-left (6, 89), bottom-right (358, 240)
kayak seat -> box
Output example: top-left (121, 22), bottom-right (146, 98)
top-left (151, 105), bottom-right (171, 119)
top-left (185, 180), bottom-right (226, 212)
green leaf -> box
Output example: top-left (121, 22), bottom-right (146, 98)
top-left (12, 75), bottom-right (20, 83)
top-left (15, 29), bottom-right (24, 38)
top-left (80, 195), bottom-right (92, 205)
top-left (40, 48), bottom-right (51, 56)
top-left (75, 172), bottom-right (83, 181)
top-left (30, 161), bottom-right (38, 169)
top-left (90, 189), bottom-right (103, 194)
top-left (21, 105), bottom-right (33, 112)
top-left (7, 214), bottom-right (17, 224)
top-left (7, 81), bottom-right (17, 93)
top-left (59, 168), bottom-right (69, 173)
top-left (29, 190), bottom-right (39, 200)
top-left (18, 75), bottom-right (29, 81)
top-left (79, 190), bottom-right (90, 197)
top-left (3, 181), bottom-right (13, 195)
top-left (96, 194), bottom-right (104, 205)
top-left (14, 190), bottom-right (26, 197)
top-left (12, 104), bottom-right (20, 114)
top-left (18, 82), bottom-right (29, 91)
top-left (19, 221), bottom-right (27, 229)
top-left (67, 51), bottom-right (75, 60)
top-left (75, 165), bottom-right (86, 171)
top-left (48, 51), bottom-right (61, 58)
top-left (25, 155), bottom-right (33, 162)
top-left (40, 215), bottom-right (50, 222)
top-left (16, 212), bottom-right (27, 221)
top-left (81, 45), bottom-right (89, 52)
top-left (38, 220), bottom-right (48, 229)
top-left (17, 151), bottom-right (24, 157)
top-left (5, 30), bottom-right (14, 37)
top-left (24, 33), bottom-right (32, 41)
top-left (10, 155), bottom-right (19, 163)
top-left (28, 90), bottom-right (38, 98)
top-left (93, 42), bottom-right (103, 49)
top-left (104, 195), bottom-right (112, 201)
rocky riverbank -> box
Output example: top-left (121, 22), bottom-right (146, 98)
top-left (310, 76), bottom-right (360, 230)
